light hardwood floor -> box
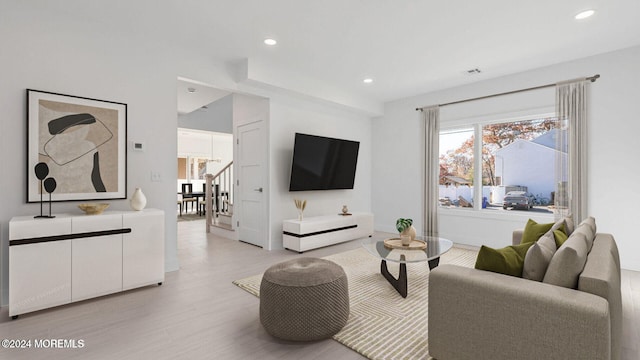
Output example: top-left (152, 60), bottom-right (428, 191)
top-left (0, 219), bottom-right (639, 359)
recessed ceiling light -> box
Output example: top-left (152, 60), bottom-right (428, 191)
top-left (575, 9), bottom-right (595, 20)
top-left (187, 87), bottom-right (196, 93)
top-left (264, 38), bottom-right (277, 46)
top-left (363, 78), bottom-right (373, 84)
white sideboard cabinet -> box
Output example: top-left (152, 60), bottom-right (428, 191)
top-left (123, 210), bottom-right (165, 290)
top-left (283, 212), bottom-right (374, 253)
top-left (71, 213), bottom-right (124, 302)
top-left (9, 209), bottom-right (164, 319)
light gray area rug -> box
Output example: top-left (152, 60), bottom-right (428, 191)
top-left (233, 246), bottom-right (478, 360)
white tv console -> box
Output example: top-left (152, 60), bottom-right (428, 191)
top-left (9, 209), bottom-right (164, 319)
top-left (283, 212), bottom-right (374, 253)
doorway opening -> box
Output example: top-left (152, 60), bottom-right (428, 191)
top-left (177, 77), bottom-right (269, 248)
top-left (177, 129), bottom-right (233, 226)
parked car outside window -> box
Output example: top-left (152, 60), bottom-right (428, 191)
top-left (503, 191), bottom-right (532, 210)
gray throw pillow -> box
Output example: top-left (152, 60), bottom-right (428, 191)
top-left (546, 215), bottom-right (575, 235)
top-left (563, 216), bottom-right (575, 235)
top-left (548, 217), bottom-right (570, 237)
top-left (573, 224), bottom-right (595, 252)
top-left (543, 231), bottom-right (589, 289)
top-left (523, 230), bottom-right (558, 281)
top-left (579, 216), bottom-right (596, 234)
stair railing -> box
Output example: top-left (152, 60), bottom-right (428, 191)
top-left (205, 161), bottom-right (233, 232)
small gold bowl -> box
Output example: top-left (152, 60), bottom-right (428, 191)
top-left (78, 203), bottom-right (109, 215)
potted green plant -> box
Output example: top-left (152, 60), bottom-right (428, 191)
top-left (396, 218), bottom-right (416, 246)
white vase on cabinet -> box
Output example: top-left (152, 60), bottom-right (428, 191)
top-left (130, 188), bottom-right (147, 211)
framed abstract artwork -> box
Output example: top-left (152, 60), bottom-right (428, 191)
top-left (27, 89), bottom-right (127, 202)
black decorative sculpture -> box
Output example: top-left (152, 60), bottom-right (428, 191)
top-left (43, 177), bottom-right (57, 218)
top-left (34, 162), bottom-right (56, 218)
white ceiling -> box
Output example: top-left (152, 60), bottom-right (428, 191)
top-left (48, 1), bottom-right (640, 108)
top-left (177, 78), bottom-right (231, 115)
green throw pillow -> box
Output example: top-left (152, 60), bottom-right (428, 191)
top-left (553, 229), bottom-right (569, 248)
top-left (521, 219), bottom-right (554, 244)
top-left (474, 242), bottom-right (535, 277)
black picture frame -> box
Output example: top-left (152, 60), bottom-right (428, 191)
top-left (27, 89), bottom-right (127, 202)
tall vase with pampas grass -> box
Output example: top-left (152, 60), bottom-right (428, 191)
top-left (294, 199), bottom-right (307, 221)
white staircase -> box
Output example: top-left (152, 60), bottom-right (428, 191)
top-left (204, 162), bottom-right (235, 238)
top-left (217, 201), bottom-right (233, 228)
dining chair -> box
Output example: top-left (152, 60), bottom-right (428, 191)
top-left (181, 183), bottom-right (197, 214)
top-left (177, 193), bottom-right (184, 216)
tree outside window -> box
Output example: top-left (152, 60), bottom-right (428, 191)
top-left (439, 128), bottom-right (474, 208)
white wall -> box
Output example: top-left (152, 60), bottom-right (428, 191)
top-left (177, 94), bottom-right (233, 134)
top-left (0, 2), bottom-right (377, 307)
top-left (0, 4), bottom-right (182, 305)
top-left (177, 130), bottom-right (233, 163)
top-left (269, 94), bottom-right (373, 250)
top-left (178, 131), bottom-right (214, 158)
top-left (208, 134), bottom-right (234, 175)
top-left (373, 45), bottom-right (640, 271)
top-left (439, 210), bottom-right (555, 249)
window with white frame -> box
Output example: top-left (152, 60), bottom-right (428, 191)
top-left (439, 128), bottom-right (474, 208)
top-left (439, 116), bottom-right (563, 214)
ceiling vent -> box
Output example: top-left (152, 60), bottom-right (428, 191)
top-left (466, 68), bottom-right (482, 75)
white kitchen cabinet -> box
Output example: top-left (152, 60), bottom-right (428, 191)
top-left (9, 209), bottom-right (164, 318)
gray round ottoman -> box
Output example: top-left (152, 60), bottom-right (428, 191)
top-left (260, 257), bottom-right (349, 341)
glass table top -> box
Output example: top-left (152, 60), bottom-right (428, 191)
top-left (362, 236), bottom-right (454, 264)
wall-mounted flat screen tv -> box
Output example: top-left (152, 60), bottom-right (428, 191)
top-left (289, 133), bottom-right (360, 191)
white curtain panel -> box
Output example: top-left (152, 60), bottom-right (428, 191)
top-left (555, 80), bottom-right (588, 222)
top-left (422, 106), bottom-right (440, 237)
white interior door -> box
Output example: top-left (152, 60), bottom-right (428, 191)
top-left (237, 120), bottom-right (266, 247)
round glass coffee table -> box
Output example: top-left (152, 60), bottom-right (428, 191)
top-left (362, 237), bottom-right (453, 298)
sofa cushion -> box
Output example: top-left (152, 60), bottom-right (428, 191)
top-left (521, 218), bottom-right (567, 245)
top-left (550, 216), bottom-right (573, 237)
top-left (574, 225), bottom-right (594, 250)
top-left (580, 216), bottom-right (596, 234)
top-left (475, 242), bottom-right (534, 277)
top-left (543, 230), bottom-right (589, 289)
top-left (564, 215), bottom-right (575, 235)
top-left (521, 219), bottom-right (554, 244)
top-left (574, 217), bottom-right (596, 251)
top-left (579, 234), bottom-right (622, 360)
top-left (523, 230), bottom-right (557, 281)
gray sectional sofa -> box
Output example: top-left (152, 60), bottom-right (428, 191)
top-left (428, 218), bottom-right (621, 360)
